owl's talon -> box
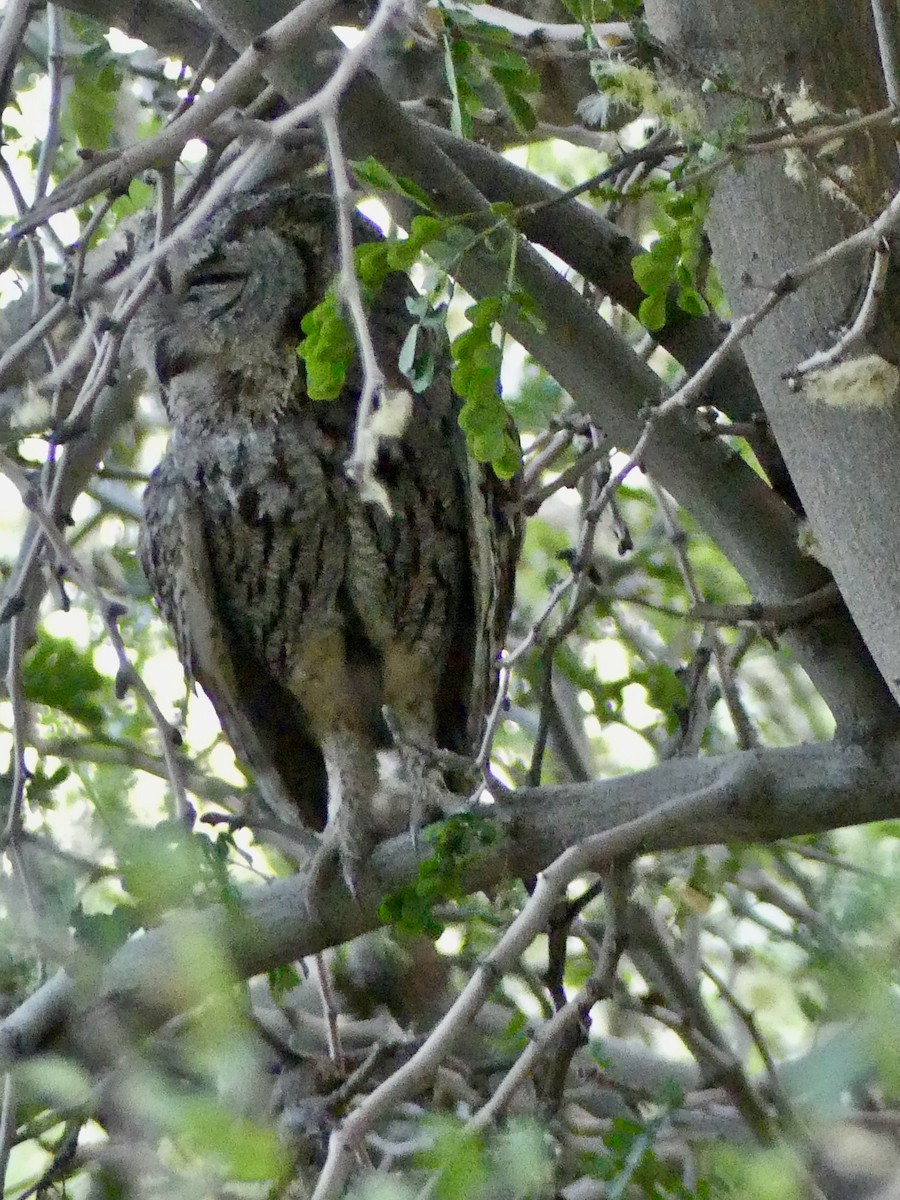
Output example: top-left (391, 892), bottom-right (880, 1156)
top-left (342, 866), bottom-right (362, 905)
top-left (302, 842), bottom-right (335, 913)
top-left (302, 831), bottom-right (367, 907)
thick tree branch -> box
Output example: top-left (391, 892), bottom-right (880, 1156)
top-left (65, 0), bottom-right (229, 70)
top-left (427, 126), bottom-right (799, 501)
top-left (2, 734), bottom-right (899, 1074)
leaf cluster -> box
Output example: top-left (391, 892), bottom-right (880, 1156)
top-left (379, 812), bottom-right (500, 938)
top-left (439, 5), bottom-right (540, 137)
top-left (297, 199), bottom-right (522, 476)
top-left (632, 189), bottom-right (712, 331)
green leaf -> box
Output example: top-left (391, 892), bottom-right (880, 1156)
top-left (117, 821), bottom-right (239, 921)
top-left (632, 187), bottom-right (713, 330)
top-left (457, 75), bottom-right (483, 119)
top-left (72, 905), bottom-right (140, 961)
top-left (478, 45), bottom-right (528, 71)
top-left (638, 289), bottom-right (668, 332)
top-left (388, 214), bottom-right (447, 269)
top-left (443, 33), bottom-right (470, 138)
top-left (297, 219), bottom-right (462, 400)
top-left (633, 239), bottom-right (679, 292)
top-left (506, 370), bottom-right (564, 430)
top-left (398, 323), bottom-right (430, 390)
top-left (423, 223), bottom-right (479, 270)
top-left (491, 433), bottom-right (521, 479)
top-left (355, 241), bottom-right (393, 296)
top-left (268, 963), bottom-right (301, 1003)
top-left (678, 285), bottom-right (709, 316)
top-left (420, 1119), bottom-right (488, 1200)
top-left (380, 884), bottom-right (446, 939)
top-left (490, 1121), bottom-right (554, 1198)
top-left (490, 63), bottom-right (541, 93)
top-left (351, 156), bottom-right (406, 193)
top-left (19, 1055), bottom-right (93, 1110)
top-left (502, 88), bottom-right (538, 133)
top-left (179, 1099), bottom-right (286, 1182)
top-left (351, 156), bottom-right (434, 210)
top-left (67, 14), bottom-right (110, 42)
top-left (65, 60), bottom-right (122, 150)
top-left (109, 177), bottom-right (154, 224)
top-left (450, 299), bottom-right (521, 477)
top-left (380, 813), bottom-right (499, 938)
top-left (442, 4), bottom-right (477, 26)
top-left (24, 634), bottom-right (106, 729)
top-left (297, 292), bottom-right (356, 399)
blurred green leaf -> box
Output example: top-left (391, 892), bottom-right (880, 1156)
top-left (178, 1098), bottom-right (287, 1182)
top-left (421, 1118), bottom-right (488, 1200)
top-left (72, 905), bottom-right (141, 961)
top-left (116, 820), bottom-right (240, 921)
top-left (24, 634), bottom-right (106, 729)
top-left (64, 58), bottom-right (122, 150)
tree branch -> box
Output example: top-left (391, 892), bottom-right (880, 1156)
top-left (2, 734), bottom-right (898, 1074)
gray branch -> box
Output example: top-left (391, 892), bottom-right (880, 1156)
top-left (2, 734), bottom-right (898, 1073)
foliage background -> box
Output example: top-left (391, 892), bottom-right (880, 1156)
top-left (0, 1), bottom-right (898, 1198)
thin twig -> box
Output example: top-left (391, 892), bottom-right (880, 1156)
top-left (691, 582), bottom-right (840, 628)
top-left (313, 954), bottom-right (346, 1070)
top-left (871, 0), bottom-right (900, 111)
top-left (702, 962), bottom-right (800, 1131)
top-left (522, 427), bottom-right (574, 487)
top-left (0, 299), bottom-right (68, 388)
top-left (651, 481), bottom-right (759, 750)
top-left (34, 6), bottom-right (65, 203)
top-left (9, 0), bottom-right (341, 239)
top-left (786, 238), bottom-right (890, 378)
top-left (165, 33), bottom-right (223, 123)
top-left (0, 449), bottom-right (190, 823)
top-left (321, 111), bottom-right (386, 493)
top-left (1, 612), bottom-right (30, 849)
top-left (524, 442), bottom-right (609, 514)
top-left (0, 0), bottom-right (31, 113)
top-left (435, 3), bottom-right (631, 45)
top-left (100, 0), bottom-right (409, 300)
top-left (68, 196), bottom-right (116, 306)
top-left (0, 1073), bottom-right (14, 1195)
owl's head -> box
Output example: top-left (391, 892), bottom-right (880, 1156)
top-left (135, 189), bottom-right (338, 423)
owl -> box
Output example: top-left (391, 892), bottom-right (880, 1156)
top-left (136, 185), bottom-right (519, 897)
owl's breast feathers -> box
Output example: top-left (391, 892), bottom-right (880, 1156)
top-left (138, 188), bottom-right (520, 840)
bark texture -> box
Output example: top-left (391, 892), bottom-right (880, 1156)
top-left (645, 0), bottom-right (900, 725)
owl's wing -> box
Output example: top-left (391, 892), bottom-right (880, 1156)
top-left (140, 458), bottom-right (329, 832)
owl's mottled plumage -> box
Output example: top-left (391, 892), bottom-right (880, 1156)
top-left (137, 187), bottom-right (519, 894)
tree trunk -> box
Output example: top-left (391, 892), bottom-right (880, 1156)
top-left (644, 0), bottom-right (900, 729)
